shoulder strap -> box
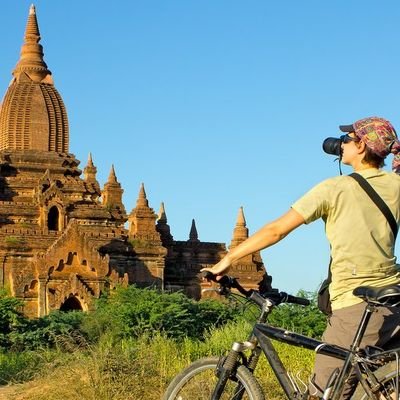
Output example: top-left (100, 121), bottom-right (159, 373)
top-left (349, 172), bottom-right (398, 239)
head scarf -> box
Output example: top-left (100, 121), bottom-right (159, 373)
top-left (352, 117), bottom-right (400, 174)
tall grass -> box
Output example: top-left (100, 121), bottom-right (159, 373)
top-left (0, 319), bottom-right (315, 400)
top-left (0, 349), bottom-right (73, 385)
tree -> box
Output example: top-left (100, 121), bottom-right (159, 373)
top-left (267, 290), bottom-right (327, 338)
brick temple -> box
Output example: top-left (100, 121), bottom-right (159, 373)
top-left (0, 5), bottom-right (265, 317)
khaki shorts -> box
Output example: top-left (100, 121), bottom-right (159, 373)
top-left (310, 302), bottom-right (400, 399)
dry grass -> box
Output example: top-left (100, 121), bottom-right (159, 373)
top-left (0, 323), bottom-right (315, 400)
top-left (0, 335), bottom-right (182, 400)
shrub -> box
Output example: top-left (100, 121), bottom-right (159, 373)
top-left (11, 310), bottom-right (85, 351)
top-left (267, 290), bottom-right (327, 338)
top-left (0, 289), bottom-right (25, 349)
top-left (81, 285), bottom-right (236, 342)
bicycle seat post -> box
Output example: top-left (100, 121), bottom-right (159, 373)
top-left (350, 303), bottom-right (376, 352)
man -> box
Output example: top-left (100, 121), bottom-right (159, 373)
top-left (202, 116), bottom-right (400, 398)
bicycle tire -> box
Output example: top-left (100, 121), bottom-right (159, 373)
top-left (163, 356), bottom-right (265, 400)
top-left (352, 360), bottom-right (400, 399)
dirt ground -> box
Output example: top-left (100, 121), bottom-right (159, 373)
top-left (0, 382), bottom-right (44, 400)
top-left (0, 384), bottom-right (23, 400)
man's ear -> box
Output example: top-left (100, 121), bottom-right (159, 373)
top-left (356, 140), bottom-right (366, 154)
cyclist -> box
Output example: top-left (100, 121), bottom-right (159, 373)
top-left (202, 116), bottom-right (400, 399)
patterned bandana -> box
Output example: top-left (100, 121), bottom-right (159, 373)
top-left (350, 117), bottom-right (400, 174)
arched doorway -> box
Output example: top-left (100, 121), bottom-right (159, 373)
top-left (60, 295), bottom-right (83, 312)
top-left (48, 206), bottom-right (60, 231)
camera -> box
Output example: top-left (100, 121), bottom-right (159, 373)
top-left (323, 137), bottom-right (341, 156)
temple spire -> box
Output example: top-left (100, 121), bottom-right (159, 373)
top-left (230, 206), bottom-right (249, 249)
top-left (0, 4), bottom-right (69, 153)
top-left (189, 219), bottom-right (199, 242)
top-left (102, 165), bottom-right (126, 222)
top-left (13, 4), bottom-right (52, 83)
top-left (156, 202), bottom-right (173, 245)
top-left (136, 183), bottom-right (149, 207)
top-left (128, 183), bottom-right (161, 242)
top-left (83, 153), bottom-right (98, 183)
top-left (107, 164), bottom-right (118, 184)
top-left (82, 153), bottom-right (100, 199)
top-left (87, 152), bottom-right (94, 167)
top-left (158, 202), bottom-right (167, 223)
top-left (228, 206), bottom-right (266, 290)
top-left (236, 206), bottom-right (246, 226)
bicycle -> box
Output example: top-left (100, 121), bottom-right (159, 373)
top-left (162, 272), bottom-right (400, 400)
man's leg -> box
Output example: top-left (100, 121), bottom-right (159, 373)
top-left (310, 303), bottom-right (400, 398)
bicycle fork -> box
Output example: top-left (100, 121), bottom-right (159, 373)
top-left (212, 340), bottom-right (259, 400)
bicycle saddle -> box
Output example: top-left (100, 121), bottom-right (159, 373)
top-left (353, 284), bottom-right (400, 307)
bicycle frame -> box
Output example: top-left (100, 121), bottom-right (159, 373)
top-left (252, 303), bottom-right (400, 400)
top-left (254, 324), bottom-right (348, 399)
top-left (195, 275), bottom-right (400, 400)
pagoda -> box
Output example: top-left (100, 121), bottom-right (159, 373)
top-left (0, 6), bottom-right (267, 316)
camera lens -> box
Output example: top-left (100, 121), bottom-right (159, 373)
top-left (323, 137), bottom-right (341, 156)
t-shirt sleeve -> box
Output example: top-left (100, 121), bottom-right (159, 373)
top-left (291, 180), bottom-right (331, 224)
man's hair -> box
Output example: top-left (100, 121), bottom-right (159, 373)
top-left (362, 145), bottom-right (385, 168)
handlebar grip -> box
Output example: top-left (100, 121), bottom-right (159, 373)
top-left (201, 273), bottom-right (250, 295)
top-left (202, 271), bottom-right (217, 282)
top-left (285, 293), bottom-right (310, 306)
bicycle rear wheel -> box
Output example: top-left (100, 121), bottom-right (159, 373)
top-left (163, 356), bottom-right (265, 400)
top-left (352, 360), bottom-right (400, 399)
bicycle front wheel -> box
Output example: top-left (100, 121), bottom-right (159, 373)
top-left (163, 356), bottom-right (265, 400)
top-left (352, 360), bottom-right (400, 399)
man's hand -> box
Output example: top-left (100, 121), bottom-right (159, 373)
top-left (201, 256), bottom-right (232, 276)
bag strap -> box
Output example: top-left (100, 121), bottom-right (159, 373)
top-left (349, 173), bottom-right (398, 240)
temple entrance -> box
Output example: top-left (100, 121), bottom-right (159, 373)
top-left (48, 206), bottom-right (60, 231)
top-left (60, 295), bottom-right (83, 312)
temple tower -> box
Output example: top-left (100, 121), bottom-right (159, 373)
top-left (83, 154), bottom-right (99, 186)
top-left (128, 183), bottom-right (161, 242)
top-left (229, 207), bottom-right (265, 288)
top-left (156, 202), bottom-right (173, 246)
top-left (0, 6), bottom-right (128, 317)
top-left (83, 153), bottom-right (101, 201)
top-left (0, 5), bottom-right (68, 152)
top-left (229, 206), bottom-right (249, 249)
top-left (128, 183), bottom-right (166, 288)
top-left (101, 165), bottom-right (126, 224)
top-left (188, 219), bottom-right (199, 243)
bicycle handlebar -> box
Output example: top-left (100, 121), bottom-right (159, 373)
top-left (202, 271), bottom-right (310, 307)
top-left (280, 292), bottom-right (310, 306)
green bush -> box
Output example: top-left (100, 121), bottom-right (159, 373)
top-left (81, 285), bottom-right (236, 342)
top-left (0, 283), bottom-right (326, 356)
top-left (11, 310), bottom-right (85, 351)
top-left (0, 289), bottom-right (25, 349)
top-left (0, 287), bottom-right (85, 351)
top-left (267, 290), bottom-right (327, 338)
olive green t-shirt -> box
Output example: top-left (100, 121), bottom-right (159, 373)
top-left (292, 168), bottom-right (400, 310)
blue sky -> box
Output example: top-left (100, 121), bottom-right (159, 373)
top-left (1, 1), bottom-right (400, 294)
